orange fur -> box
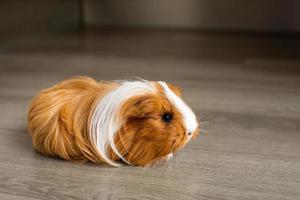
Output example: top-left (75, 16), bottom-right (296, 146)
top-left (28, 77), bottom-right (199, 166)
top-left (28, 77), bottom-right (115, 163)
top-left (108, 84), bottom-right (198, 166)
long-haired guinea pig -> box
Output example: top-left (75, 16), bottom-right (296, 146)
top-left (28, 76), bottom-right (199, 167)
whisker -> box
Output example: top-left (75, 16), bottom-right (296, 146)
top-left (199, 129), bottom-right (207, 133)
top-left (169, 138), bottom-right (177, 154)
top-left (200, 121), bottom-right (209, 124)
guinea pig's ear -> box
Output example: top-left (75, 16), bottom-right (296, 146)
top-left (121, 95), bottom-right (152, 119)
top-left (166, 83), bottom-right (182, 97)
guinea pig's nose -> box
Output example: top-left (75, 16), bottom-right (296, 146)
top-left (187, 131), bottom-right (192, 136)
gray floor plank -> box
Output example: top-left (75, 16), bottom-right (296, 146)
top-left (0, 29), bottom-right (300, 200)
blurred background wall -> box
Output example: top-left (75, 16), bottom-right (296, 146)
top-left (0, 0), bottom-right (79, 43)
top-left (1, 0), bottom-right (300, 42)
top-left (84, 0), bottom-right (300, 32)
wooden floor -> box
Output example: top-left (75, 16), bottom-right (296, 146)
top-left (0, 29), bottom-right (300, 200)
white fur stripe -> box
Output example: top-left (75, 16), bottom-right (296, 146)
top-left (158, 82), bottom-right (198, 136)
top-left (90, 80), bottom-right (156, 166)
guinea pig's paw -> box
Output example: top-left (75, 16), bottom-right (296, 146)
top-left (165, 153), bottom-right (173, 161)
top-left (155, 153), bottom-right (174, 165)
top-left (157, 153), bottom-right (173, 163)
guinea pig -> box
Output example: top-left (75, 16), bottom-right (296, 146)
top-left (28, 76), bottom-right (199, 167)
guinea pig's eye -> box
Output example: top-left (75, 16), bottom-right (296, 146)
top-left (162, 112), bottom-right (173, 122)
